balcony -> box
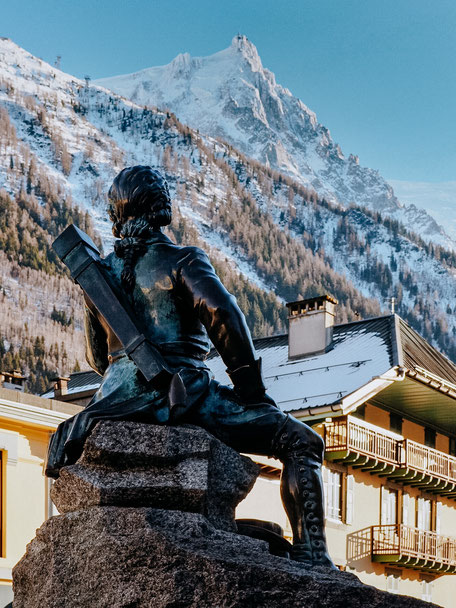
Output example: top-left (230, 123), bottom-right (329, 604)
top-left (371, 524), bottom-right (456, 573)
top-left (324, 416), bottom-right (456, 498)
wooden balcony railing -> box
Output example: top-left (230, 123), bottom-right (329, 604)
top-left (403, 440), bottom-right (456, 484)
top-left (324, 417), bottom-right (456, 496)
top-left (325, 417), bottom-right (399, 464)
top-left (371, 524), bottom-right (456, 572)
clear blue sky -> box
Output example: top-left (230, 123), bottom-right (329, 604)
top-left (2, 0), bottom-right (455, 182)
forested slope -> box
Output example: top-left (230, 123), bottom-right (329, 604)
top-left (1, 38), bottom-right (456, 393)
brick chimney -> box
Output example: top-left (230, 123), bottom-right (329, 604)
top-left (53, 376), bottom-right (70, 398)
top-left (286, 295), bottom-right (337, 359)
top-left (0, 369), bottom-right (26, 392)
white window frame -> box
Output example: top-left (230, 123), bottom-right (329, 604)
top-left (323, 466), bottom-right (342, 522)
top-left (421, 580), bottom-right (433, 602)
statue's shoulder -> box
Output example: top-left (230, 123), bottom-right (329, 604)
top-left (103, 249), bottom-right (120, 266)
top-left (176, 245), bottom-right (211, 266)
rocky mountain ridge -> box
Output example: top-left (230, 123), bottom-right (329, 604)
top-left (1, 37), bottom-right (456, 391)
top-left (96, 35), bottom-right (452, 250)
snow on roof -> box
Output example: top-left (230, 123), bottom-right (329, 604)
top-left (42, 370), bottom-right (101, 399)
top-left (206, 316), bottom-right (395, 413)
top-left (43, 315), bottom-right (456, 413)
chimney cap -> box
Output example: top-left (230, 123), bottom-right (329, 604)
top-left (1, 369), bottom-right (26, 380)
top-left (286, 294), bottom-right (338, 311)
top-left (52, 375), bottom-right (71, 382)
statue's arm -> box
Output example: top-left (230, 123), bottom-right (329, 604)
top-left (83, 297), bottom-right (109, 376)
top-left (179, 248), bottom-right (268, 402)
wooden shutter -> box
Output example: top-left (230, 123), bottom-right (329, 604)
top-left (435, 502), bottom-right (441, 535)
top-left (402, 493), bottom-right (410, 526)
top-left (345, 474), bottom-right (354, 525)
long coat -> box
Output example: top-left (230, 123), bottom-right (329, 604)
top-left (46, 230), bottom-right (258, 476)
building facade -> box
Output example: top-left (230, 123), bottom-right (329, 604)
top-left (0, 380), bottom-right (78, 607)
top-left (42, 297), bottom-right (456, 605)
top-left (207, 298), bottom-right (456, 606)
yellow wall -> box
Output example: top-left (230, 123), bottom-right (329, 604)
top-left (0, 420), bottom-right (50, 573)
top-left (237, 408), bottom-right (456, 607)
top-left (0, 388), bottom-right (75, 604)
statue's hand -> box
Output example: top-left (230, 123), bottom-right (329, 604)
top-left (227, 358), bottom-right (277, 407)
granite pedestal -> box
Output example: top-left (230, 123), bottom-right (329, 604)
top-left (13, 422), bottom-right (437, 608)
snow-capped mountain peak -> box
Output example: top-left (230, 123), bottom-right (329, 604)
top-left (2, 36), bottom-right (456, 384)
top-left (95, 35), bottom-right (453, 250)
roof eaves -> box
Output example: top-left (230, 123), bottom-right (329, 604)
top-left (294, 367), bottom-right (403, 420)
top-left (406, 368), bottom-right (456, 400)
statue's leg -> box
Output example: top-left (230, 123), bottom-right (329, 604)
top-left (185, 381), bottom-right (336, 568)
top-left (271, 415), bottom-right (336, 569)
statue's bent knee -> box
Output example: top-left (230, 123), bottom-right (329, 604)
top-left (272, 415), bottom-right (324, 463)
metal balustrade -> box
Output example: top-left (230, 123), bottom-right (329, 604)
top-left (371, 524), bottom-right (456, 571)
top-left (402, 440), bottom-right (456, 483)
top-left (324, 416), bottom-right (456, 492)
top-left (324, 417), bottom-right (399, 464)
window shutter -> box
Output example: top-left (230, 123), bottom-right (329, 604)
top-left (322, 465), bottom-right (328, 514)
top-left (417, 498), bottom-right (431, 530)
top-left (345, 474), bottom-right (354, 524)
top-left (402, 493), bottom-right (410, 526)
top-left (381, 487), bottom-right (389, 525)
top-left (436, 502), bottom-right (441, 535)
top-left (334, 472), bottom-right (341, 520)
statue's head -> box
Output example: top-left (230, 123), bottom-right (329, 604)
top-left (107, 166), bottom-right (172, 238)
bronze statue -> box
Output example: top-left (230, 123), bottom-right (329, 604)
top-left (46, 165), bottom-right (336, 569)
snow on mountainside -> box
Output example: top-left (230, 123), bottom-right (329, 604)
top-left (2, 36), bottom-right (456, 391)
top-left (96, 35), bottom-right (454, 250)
top-left (389, 180), bottom-right (456, 242)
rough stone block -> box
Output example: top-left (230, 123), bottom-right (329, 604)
top-left (51, 422), bottom-right (260, 531)
top-left (13, 422), bottom-right (437, 608)
top-left (13, 507), bottom-right (437, 608)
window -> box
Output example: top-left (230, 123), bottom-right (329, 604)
top-left (323, 467), bottom-right (342, 521)
top-left (389, 413), bottom-right (403, 435)
top-left (424, 428), bottom-right (436, 449)
top-left (385, 569), bottom-right (401, 594)
top-left (381, 487), bottom-right (398, 525)
top-left (323, 467), bottom-right (354, 523)
top-left (421, 580), bottom-right (433, 602)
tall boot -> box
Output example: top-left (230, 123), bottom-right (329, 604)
top-left (281, 456), bottom-right (336, 568)
top-left (272, 416), bottom-right (337, 569)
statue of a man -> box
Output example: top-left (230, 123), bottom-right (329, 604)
top-left (46, 165), bottom-right (335, 569)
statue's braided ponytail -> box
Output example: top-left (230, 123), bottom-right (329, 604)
top-left (108, 166), bottom-right (172, 292)
top-left (114, 219), bottom-right (152, 292)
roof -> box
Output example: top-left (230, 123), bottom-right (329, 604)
top-left (207, 315), bottom-right (396, 413)
top-left (41, 370), bottom-right (101, 399)
top-left (41, 315), bottom-right (456, 434)
top-left (207, 314), bottom-right (456, 433)
top-left (397, 316), bottom-right (456, 385)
